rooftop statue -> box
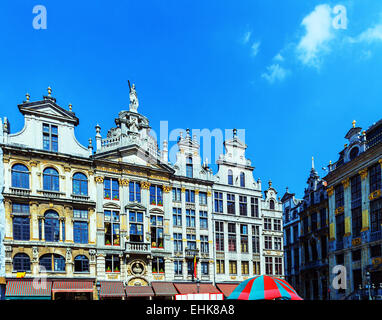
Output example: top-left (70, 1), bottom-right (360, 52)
top-left (128, 80), bottom-right (139, 113)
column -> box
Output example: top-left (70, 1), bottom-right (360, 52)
top-left (342, 178), bottom-right (351, 238)
top-left (95, 176), bottom-right (105, 246)
top-left (163, 185), bottom-right (172, 254)
top-left (64, 206), bottom-right (73, 243)
top-left (140, 181), bottom-right (151, 242)
top-left (359, 168), bottom-right (370, 232)
top-left (30, 202), bottom-right (39, 240)
top-left (4, 200), bottom-right (12, 239)
top-left (88, 208), bottom-right (96, 244)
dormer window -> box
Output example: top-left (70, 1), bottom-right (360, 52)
top-left (349, 147), bottom-right (359, 161)
top-left (186, 157), bottom-right (193, 178)
top-left (228, 170), bottom-right (233, 185)
top-left (43, 123), bottom-right (58, 152)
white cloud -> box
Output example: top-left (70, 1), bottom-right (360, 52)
top-left (242, 31), bottom-right (252, 44)
top-left (296, 4), bottom-right (334, 67)
top-left (273, 53), bottom-right (284, 62)
top-left (261, 64), bottom-right (289, 84)
top-left (251, 41), bottom-right (261, 57)
top-left (350, 24), bottom-right (382, 43)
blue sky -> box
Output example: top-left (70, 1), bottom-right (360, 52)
top-left (0, 0), bottom-right (382, 199)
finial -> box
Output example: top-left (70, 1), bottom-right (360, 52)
top-left (268, 180), bottom-right (272, 187)
top-left (95, 124), bottom-right (101, 134)
top-left (233, 128), bottom-right (237, 137)
top-left (186, 128), bottom-right (190, 136)
top-left (26, 93), bottom-right (30, 102)
top-left (311, 156), bottom-right (315, 170)
top-left (329, 160), bottom-right (332, 165)
top-left (362, 130), bottom-right (366, 136)
top-left (47, 86), bottom-right (52, 96)
top-left (344, 143), bottom-right (348, 148)
top-left (352, 120), bottom-right (356, 128)
top-left (69, 103), bottom-right (72, 112)
top-left (88, 138), bottom-right (93, 148)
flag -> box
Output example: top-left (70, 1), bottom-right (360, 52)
top-left (193, 255), bottom-right (197, 279)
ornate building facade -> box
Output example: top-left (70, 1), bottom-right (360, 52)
top-left (0, 119), bottom-right (5, 299)
top-left (282, 158), bottom-right (329, 300)
top-left (0, 86), bottom-right (283, 300)
top-left (325, 120), bottom-right (382, 300)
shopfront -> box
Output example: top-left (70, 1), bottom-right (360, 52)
top-left (5, 279), bottom-right (52, 300)
top-left (52, 280), bottom-right (95, 300)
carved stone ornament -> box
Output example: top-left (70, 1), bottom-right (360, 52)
top-left (95, 176), bottom-right (104, 184)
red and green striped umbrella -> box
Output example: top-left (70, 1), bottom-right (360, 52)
top-left (227, 275), bottom-right (303, 300)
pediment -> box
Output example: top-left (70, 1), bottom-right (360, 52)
top-left (18, 99), bottom-right (79, 125)
top-left (149, 207), bottom-right (164, 214)
top-left (103, 202), bottom-right (121, 209)
top-left (125, 202), bottom-right (147, 211)
top-left (95, 144), bottom-right (175, 175)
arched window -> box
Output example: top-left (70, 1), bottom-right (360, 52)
top-left (44, 210), bottom-right (60, 242)
top-left (13, 253), bottom-right (31, 272)
top-left (186, 157), bottom-right (193, 178)
top-left (39, 254), bottom-right (65, 272)
top-left (11, 164), bottom-right (30, 189)
top-left (74, 255), bottom-right (89, 273)
top-left (349, 147), bottom-right (359, 161)
top-left (240, 172), bottom-right (245, 187)
top-left (43, 167), bottom-right (59, 191)
top-left (270, 199), bottom-right (275, 210)
top-left (72, 172), bottom-right (88, 196)
top-left (228, 170), bottom-right (233, 185)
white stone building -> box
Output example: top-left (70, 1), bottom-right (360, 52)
top-left (212, 129), bottom-right (284, 289)
top-left (0, 86), bottom-right (284, 299)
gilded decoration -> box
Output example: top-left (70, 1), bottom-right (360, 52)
top-left (162, 185), bottom-right (172, 193)
top-left (140, 181), bottom-right (151, 189)
top-left (369, 189), bottom-right (381, 201)
top-left (335, 206), bottom-right (344, 215)
top-left (127, 278), bottom-right (148, 286)
top-left (94, 176), bottom-right (104, 183)
top-left (359, 168), bottom-right (368, 180)
top-left (341, 178), bottom-right (350, 189)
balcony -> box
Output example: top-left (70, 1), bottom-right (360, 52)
top-left (9, 187), bottom-right (31, 196)
top-left (71, 194), bottom-right (90, 201)
top-left (185, 247), bottom-right (199, 258)
top-left (370, 230), bottom-right (382, 242)
top-left (125, 242), bottom-right (151, 254)
top-left (37, 190), bottom-right (64, 199)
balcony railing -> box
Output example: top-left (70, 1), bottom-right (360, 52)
top-left (370, 230), bottom-right (382, 242)
top-left (39, 190), bottom-right (65, 198)
top-left (71, 194), bottom-right (90, 201)
top-left (9, 187), bottom-right (31, 196)
top-left (125, 242), bottom-right (151, 254)
top-left (185, 247), bottom-right (199, 257)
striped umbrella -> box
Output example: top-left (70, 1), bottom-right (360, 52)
top-left (227, 275), bottom-right (303, 300)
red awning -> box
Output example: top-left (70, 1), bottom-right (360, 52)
top-left (174, 283), bottom-right (221, 294)
top-left (100, 281), bottom-right (125, 298)
top-left (216, 283), bottom-right (240, 297)
top-left (5, 279), bottom-right (52, 297)
top-left (125, 286), bottom-right (154, 297)
top-left (151, 282), bottom-right (178, 296)
top-left (52, 280), bottom-right (94, 293)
